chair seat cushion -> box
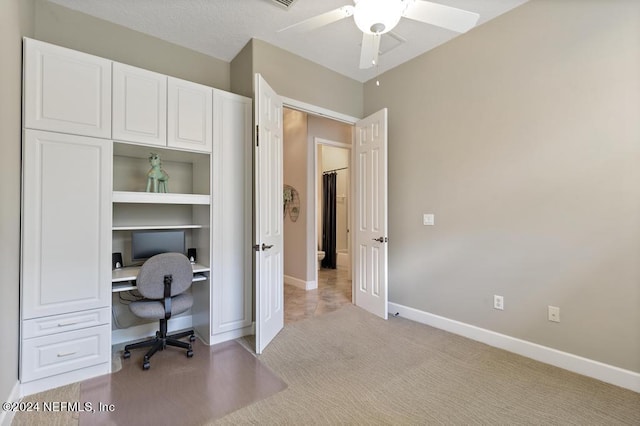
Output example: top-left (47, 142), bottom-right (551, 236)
top-left (129, 293), bottom-right (194, 320)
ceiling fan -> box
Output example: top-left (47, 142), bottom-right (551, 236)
top-left (279, 0), bottom-right (480, 69)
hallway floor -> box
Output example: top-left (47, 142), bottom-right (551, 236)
top-left (284, 267), bottom-right (352, 324)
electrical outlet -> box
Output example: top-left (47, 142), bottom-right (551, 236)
top-left (548, 306), bottom-right (560, 322)
top-left (493, 295), bottom-right (504, 310)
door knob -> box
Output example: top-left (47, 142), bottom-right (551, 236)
top-left (372, 237), bottom-right (388, 243)
top-left (253, 243), bottom-right (275, 251)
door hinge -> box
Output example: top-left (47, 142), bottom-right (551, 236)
top-left (256, 125), bottom-right (259, 147)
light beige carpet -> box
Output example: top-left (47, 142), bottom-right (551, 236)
top-left (215, 305), bottom-right (640, 425)
top-left (13, 305), bottom-right (640, 425)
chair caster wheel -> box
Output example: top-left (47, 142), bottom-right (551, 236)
top-left (187, 350), bottom-right (194, 358)
top-left (189, 334), bottom-right (196, 342)
top-left (123, 350), bottom-right (131, 359)
top-left (142, 361), bottom-right (150, 370)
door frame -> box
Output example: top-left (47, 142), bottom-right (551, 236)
top-left (281, 97), bottom-right (359, 295)
top-left (313, 137), bottom-right (353, 293)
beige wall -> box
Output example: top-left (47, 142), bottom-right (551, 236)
top-left (364, 0), bottom-right (640, 372)
top-left (0, 0), bottom-right (35, 405)
top-left (34, 0), bottom-right (230, 90)
top-left (283, 108), bottom-right (309, 281)
top-left (250, 39), bottom-right (363, 119)
top-left (230, 41), bottom-right (253, 99)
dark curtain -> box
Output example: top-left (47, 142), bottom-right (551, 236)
top-left (321, 172), bottom-right (337, 269)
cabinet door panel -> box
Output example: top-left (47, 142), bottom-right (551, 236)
top-left (23, 38), bottom-right (111, 138)
top-left (113, 63), bottom-right (167, 146)
top-left (22, 130), bottom-right (112, 319)
top-left (168, 77), bottom-right (212, 152)
top-left (211, 91), bottom-right (252, 336)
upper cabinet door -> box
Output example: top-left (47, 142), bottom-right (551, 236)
top-left (23, 38), bottom-right (112, 139)
top-left (112, 62), bottom-right (167, 146)
top-left (167, 77), bottom-right (213, 153)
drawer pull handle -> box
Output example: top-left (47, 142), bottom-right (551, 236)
top-left (57, 321), bottom-right (80, 327)
top-left (57, 351), bottom-right (77, 358)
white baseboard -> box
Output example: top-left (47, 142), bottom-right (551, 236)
top-left (0, 380), bottom-right (20, 426)
top-left (210, 323), bottom-right (255, 345)
top-left (284, 274), bottom-right (317, 290)
top-left (388, 302), bottom-right (640, 393)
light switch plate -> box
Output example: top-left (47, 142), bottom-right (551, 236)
top-left (423, 214), bottom-right (435, 226)
top-left (548, 306), bottom-right (560, 322)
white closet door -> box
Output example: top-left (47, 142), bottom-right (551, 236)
top-left (167, 77), bottom-right (213, 153)
top-left (112, 62), bottom-right (167, 146)
top-left (22, 130), bottom-right (112, 319)
top-left (23, 38), bottom-right (112, 139)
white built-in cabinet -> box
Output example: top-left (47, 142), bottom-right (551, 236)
top-left (111, 62), bottom-right (212, 153)
top-left (23, 39), bottom-right (112, 139)
top-left (210, 89), bottom-right (253, 343)
top-left (168, 77), bottom-right (213, 152)
top-left (112, 63), bottom-right (167, 146)
top-left (21, 37), bottom-right (252, 394)
top-left (20, 129), bottom-right (112, 389)
top-left (21, 130), bottom-right (113, 318)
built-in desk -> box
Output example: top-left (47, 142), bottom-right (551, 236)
top-left (111, 263), bottom-right (210, 292)
top-left (110, 262), bottom-right (210, 346)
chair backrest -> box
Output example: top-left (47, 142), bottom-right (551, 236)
top-left (136, 252), bottom-right (193, 299)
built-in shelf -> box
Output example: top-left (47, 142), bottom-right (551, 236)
top-left (112, 224), bottom-right (203, 231)
top-left (112, 191), bottom-right (210, 205)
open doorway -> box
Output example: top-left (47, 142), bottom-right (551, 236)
top-left (316, 141), bottom-right (351, 275)
top-left (282, 107), bottom-right (354, 323)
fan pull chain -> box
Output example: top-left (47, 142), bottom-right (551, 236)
top-left (373, 32), bottom-right (381, 87)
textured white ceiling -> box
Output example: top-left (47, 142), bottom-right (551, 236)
top-left (47, 0), bottom-right (528, 83)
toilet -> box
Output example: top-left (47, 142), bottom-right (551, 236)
top-left (317, 251), bottom-right (325, 270)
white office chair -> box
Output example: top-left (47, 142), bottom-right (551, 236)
top-left (122, 252), bottom-right (196, 370)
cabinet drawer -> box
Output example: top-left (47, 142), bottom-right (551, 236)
top-left (21, 324), bottom-right (110, 383)
top-left (22, 308), bottom-right (110, 339)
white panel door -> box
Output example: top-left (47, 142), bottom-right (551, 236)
top-left (112, 62), bottom-right (167, 146)
top-left (22, 130), bottom-right (112, 319)
top-left (211, 89), bottom-right (253, 339)
top-left (354, 108), bottom-right (389, 319)
top-left (168, 77), bottom-right (213, 152)
top-left (254, 74), bottom-right (284, 354)
top-left (23, 38), bottom-right (112, 139)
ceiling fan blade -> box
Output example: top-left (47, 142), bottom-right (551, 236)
top-left (359, 33), bottom-right (381, 69)
top-left (278, 5), bottom-right (354, 33)
top-left (403, 0), bottom-right (479, 33)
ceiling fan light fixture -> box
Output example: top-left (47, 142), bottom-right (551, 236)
top-left (354, 0), bottom-right (405, 35)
